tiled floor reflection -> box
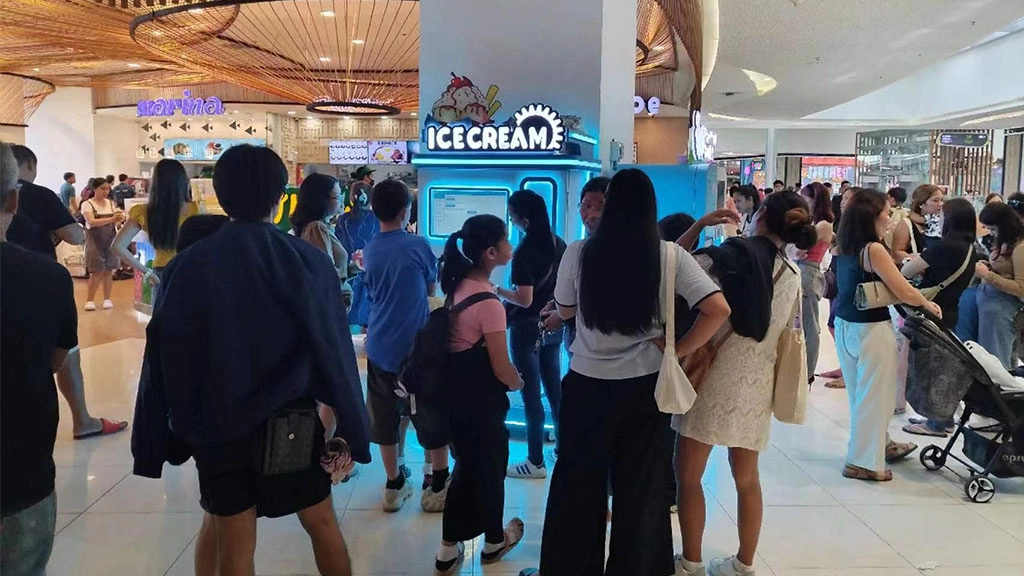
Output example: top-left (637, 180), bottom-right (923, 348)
top-left (45, 284), bottom-right (1024, 575)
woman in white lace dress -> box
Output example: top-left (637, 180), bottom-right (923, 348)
top-left (672, 191), bottom-right (815, 576)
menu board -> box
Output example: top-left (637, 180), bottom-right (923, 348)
top-left (429, 187), bottom-right (509, 238)
top-left (164, 138), bottom-right (264, 161)
top-left (368, 140), bottom-right (408, 165)
top-left (329, 140), bottom-right (369, 164)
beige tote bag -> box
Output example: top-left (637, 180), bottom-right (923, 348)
top-left (655, 242), bottom-right (698, 414)
top-left (773, 269), bottom-right (808, 424)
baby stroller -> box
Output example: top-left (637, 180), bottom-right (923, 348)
top-left (900, 307), bottom-right (1024, 503)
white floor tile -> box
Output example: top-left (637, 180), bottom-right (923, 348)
top-left (974, 504), bottom-right (1024, 541)
top-left (772, 569), bottom-right (920, 576)
top-left (756, 506), bottom-right (909, 569)
top-left (923, 566), bottom-right (1024, 576)
top-left (54, 465), bottom-right (129, 513)
top-left (850, 504), bottom-right (1024, 567)
top-left (47, 511), bottom-right (203, 575)
top-left (340, 508), bottom-right (461, 575)
top-left (794, 460), bottom-right (961, 506)
top-left (703, 455), bottom-right (839, 516)
top-left (89, 465), bottom-right (201, 513)
top-left (55, 513), bottom-right (78, 534)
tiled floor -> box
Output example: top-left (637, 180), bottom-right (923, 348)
top-left (46, 281), bottom-right (1024, 575)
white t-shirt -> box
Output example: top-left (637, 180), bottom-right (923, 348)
top-left (554, 240), bottom-right (720, 380)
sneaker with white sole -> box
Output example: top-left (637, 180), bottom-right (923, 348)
top-left (421, 477), bottom-right (450, 513)
top-left (507, 459), bottom-right (547, 479)
top-left (708, 556), bottom-right (755, 576)
top-left (675, 554), bottom-right (706, 576)
top-left (102, 299), bottom-right (114, 310)
top-left (382, 480), bottom-right (413, 513)
top-left (433, 541), bottom-right (465, 576)
top-left (84, 301), bottom-right (97, 311)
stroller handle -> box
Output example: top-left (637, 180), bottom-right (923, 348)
top-left (894, 303), bottom-right (943, 326)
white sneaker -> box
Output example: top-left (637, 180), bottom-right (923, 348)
top-left (102, 299), bottom-right (114, 310)
top-left (507, 459), bottom-right (547, 479)
top-left (675, 555), bottom-right (706, 576)
top-left (708, 556), bottom-right (755, 576)
top-left (421, 476), bottom-right (450, 513)
top-left (84, 301), bottom-right (97, 311)
top-left (382, 480), bottom-right (413, 513)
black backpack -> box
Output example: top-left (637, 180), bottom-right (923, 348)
top-left (397, 292), bottom-right (500, 404)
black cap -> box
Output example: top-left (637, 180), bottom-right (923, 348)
top-left (352, 165), bottom-right (375, 180)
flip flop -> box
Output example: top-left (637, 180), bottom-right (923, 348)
top-left (842, 464), bottom-right (892, 482)
top-left (902, 423), bottom-right (948, 438)
top-left (480, 517), bottom-right (525, 565)
top-left (824, 378), bottom-right (846, 389)
top-left (885, 441), bottom-right (918, 463)
top-left (74, 418), bottom-right (128, 440)
top-left (909, 417), bottom-right (955, 433)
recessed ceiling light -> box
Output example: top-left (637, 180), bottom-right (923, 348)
top-left (321, 10), bottom-right (335, 17)
top-left (287, 111), bottom-right (296, 115)
top-left (319, 56), bottom-right (330, 62)
top-left (741, 68), bottom-right (777, 96)
top-left (150, 30), bottom-right (164, 37)
top-left (410, 112), bottom-right (418, 117)
top-left (343, 115), bottom-right (350, 120)
top-left (307, 116), bottom-right (314, 120)
top-left (351, 39), bottom-right (365, 45)
top-left (188, 8), bottom-right (204, 14)
top-left (231, 110), bottom-right (239, 114)
top-left (33, 67), bottom-right (40, 71)
top-left (127, 63), bottom-right (141, 68)
top-left (652, 45), bottom-right (666, 52)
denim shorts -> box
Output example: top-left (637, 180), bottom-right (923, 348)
top-left (0, 491), bottom-right (56, 576)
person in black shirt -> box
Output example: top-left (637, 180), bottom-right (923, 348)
top-left (1, 143), bottom-right (78, 576)
top-left (8, 144), bottom-right (128, 440)
top-left (497, 190), bottom-right (566, 478)
top-left (900, 198), bottom-right (981, 437)
top-left (111, 173), bottom-right (136, 210)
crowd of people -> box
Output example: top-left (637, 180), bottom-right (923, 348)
top-left (4, 136), bottom-right (1024, 576)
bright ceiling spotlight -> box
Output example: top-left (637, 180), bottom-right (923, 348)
top-left (127, 63), bottom-right (141, 68)
top-left (287, 111), bottom-right (296, 115)
top-left (188, 8), bottom-right (204, 15)
top-left (321, 10), bottom-right (335, 17)
top-left (741, 69), bottom-right (777, 96)
top-left (319, 56), bottom-right (331, 62)
top-left (351, 39), bottom-right (365, 45)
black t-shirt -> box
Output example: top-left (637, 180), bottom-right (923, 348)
top-left (920, 239), bottom-right (979, 330)
top-left (1, 242), bottom-right (78, 515)
top-left (507, 234), bottom-right (567, 323)
top-left (9, 180), bottom-right (76, 260)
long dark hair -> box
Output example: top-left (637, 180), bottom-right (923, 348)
top-left (508, 189), bottom-right (555, 271)
top-left (147, 159), bottom-right (188, 250)
top-left (837, 187), bottom-right (888, 257)
top-left (980, 202), bottom-right (1024, 252)
top-left (292, 173), bottom-right (338, 235)
top-left (580, 168), bottom-right (660, 335)
top-left (800, 182), bottom-right (833, 224)
top-left (941, 198), bottom-right (977, 244)
top-left (440, 214), bottom-right (507, 295)
top-left (761, 190), bottom-right (818, 249)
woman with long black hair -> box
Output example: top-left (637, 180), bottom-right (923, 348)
top-left (433, 215), bottom-right (524, 576)
top-left (523, 168), bottom-right (730, 576)
top-left (292, 174), bottom-right (350, 308)
top-left (956, 202), bottom-right (1024, 370)
top-left (796, 182), bottom-right (834, 382)
top-left (112, 158), bottom-right (199, 294)
top-left (496, 190), bottom-right (566, 478)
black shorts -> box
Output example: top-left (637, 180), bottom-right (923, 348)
top-left (193, 406), bottom-right (331, 518)
top-left (366, 359), bottom-right (448, 450)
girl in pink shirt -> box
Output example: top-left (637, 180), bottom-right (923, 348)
top-left (433, 214), bottom-right (525, 575)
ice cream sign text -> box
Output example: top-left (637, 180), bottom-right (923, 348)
top-left (137, 90), bottom-right (225, 118)
top-left (424, 73), bottom-right (565, 152)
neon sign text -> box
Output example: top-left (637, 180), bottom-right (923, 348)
top-left (425, 104), bottom-right (565, 152)
top-left (137, 90), bottom-right (225, 118)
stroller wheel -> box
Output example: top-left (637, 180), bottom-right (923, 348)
top-left (920, 445), bottom-right (946, 471)
top-left (964, 475), bottom-right (996, 504)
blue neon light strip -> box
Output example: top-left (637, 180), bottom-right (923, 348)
top-left (568, 131), bottom-right (597, 145)
top-left (412, 155), bottom-right (602, 171)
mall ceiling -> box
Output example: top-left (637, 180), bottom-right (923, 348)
top-left (703, 0), bottom-right (1024, 121)
top-left (0, 0), bottom-right (693, 120)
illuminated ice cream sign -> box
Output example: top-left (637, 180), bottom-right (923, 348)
top-left (424, 73), bottom-right (565, 152)
top-left (137, 90), bottom-right (225, 118)
top-left (427, 104), bottom-right (565, 152)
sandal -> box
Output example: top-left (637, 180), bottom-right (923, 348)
top-left (480, 517), bottom-right (525, 565)
top-left (885, 440), bottom-right (918, 463)
top-left (824, 378), bottom-right (846, 389)
top-left (842, 464), bottom-right (892, 482)
top-left (909, 417), bottom-right (955, 433)
top-left (902, 423), bottom-right (948, 438)
top-left (817, 368), bottom-right (843, 379)
top-left (74, 418), bottom-right (128, 440)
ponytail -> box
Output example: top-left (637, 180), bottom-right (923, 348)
top-left (439, 215), bottom-right (508, 295)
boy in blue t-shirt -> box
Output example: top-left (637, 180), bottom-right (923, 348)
top-left (362, 179), bottom-right (450, 514)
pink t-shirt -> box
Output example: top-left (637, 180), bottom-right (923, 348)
top-left (448, 279), bottom-right (507, 352)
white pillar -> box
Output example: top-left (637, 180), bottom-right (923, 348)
top-left (26, 87), bottom-right (95, 193)
top-left (599, 0), bottom-right (636, 170)
top-left (764, 127), bottom-right (778, 187)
